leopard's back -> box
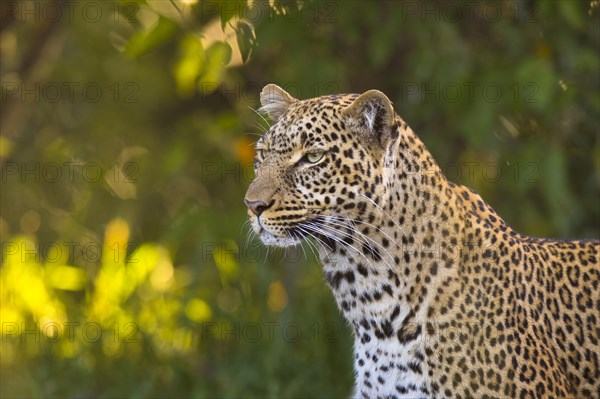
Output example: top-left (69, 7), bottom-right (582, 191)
top-left (453, 183), bottom-right (600, 397)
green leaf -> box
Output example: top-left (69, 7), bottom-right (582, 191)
top-left (235, 20), bottom-right (256, 63)
top-left (125, 16), bottom-right (178, 57)
top-left (198, 42), bottom-right (232, 93)
top-left (174, 35), bottom-right (205, 97)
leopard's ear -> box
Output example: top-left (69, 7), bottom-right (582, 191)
top-left (260, 84), bottom-right (297, 122)
top-left (344, 90), bottom-right (395, 148)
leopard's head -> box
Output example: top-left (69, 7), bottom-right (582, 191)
top-left (245, 84), bottom-right (398, 248)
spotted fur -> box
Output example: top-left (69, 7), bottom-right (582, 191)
top-left (245, 84), bottom-right (600, 399)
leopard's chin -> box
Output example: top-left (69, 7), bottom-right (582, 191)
top-left (259, 231), bottom-right (301, 247)
top-left (250, 217), bottom-right (301, 248)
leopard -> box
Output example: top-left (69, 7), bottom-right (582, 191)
top-left (244, 84), bottom-right (600, 399)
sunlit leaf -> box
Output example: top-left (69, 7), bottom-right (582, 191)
top-left (213, 240), bottom-right (239, 284)
top-left (185, 299), bottom-right (212, 322)
top-left (267, 280), bottom-right (288, 312)
top-left (1, 236), bottom-right (67, 325)
top-left (125, 16), bottom-right (179, 57)
top-left (127, 244), bottom-right (163, 285)
top-left (174, 35), bottom-right (205, 97)
top-left (149, 258), bottom-right (174, 291)
top-left (47, 265), bottom-right (87, 291)
top-left (105, 166), bottom-right (138, 199)
top-left (0, 136), bottom-right (13, 158)
top-left (90, 219), bottom-right (131, 324)
top-left (198, 41), bottom-right (232, 93)
top-left (103, 218), bottom-right (130, 266)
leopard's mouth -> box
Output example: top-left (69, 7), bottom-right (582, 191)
top-left (249, 215), bottom-right (301, 248)
top-left (259, 231), bottom-right (301, 247)
top-left (249, 212), bottom-right (342, 249)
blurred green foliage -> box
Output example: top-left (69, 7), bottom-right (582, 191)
top-left (1, 0), bottom-right (598, 398)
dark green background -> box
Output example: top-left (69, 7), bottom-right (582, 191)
top-left (1, 1), bottom-right (598, 398)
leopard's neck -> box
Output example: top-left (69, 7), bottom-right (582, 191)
top-left (318, 117), bottom-right (468, 330)
top-left (315, 119), bottom-right (473, 397)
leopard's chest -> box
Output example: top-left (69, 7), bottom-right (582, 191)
top-left (320, 254), bottom-right (434, 398)
top-left (352, 338), bottom-right (432, 399)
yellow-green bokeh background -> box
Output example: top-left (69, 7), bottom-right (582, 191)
top-left (1, 1), bottom-right (599, 398)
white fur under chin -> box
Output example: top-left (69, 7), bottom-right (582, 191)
top-left (250, 218), bottom-right (300, 247)
top-left (259, 231), bottom-right (300, 247)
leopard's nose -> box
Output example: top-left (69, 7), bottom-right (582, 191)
top-left (244, 199), bottom-right (272, 217)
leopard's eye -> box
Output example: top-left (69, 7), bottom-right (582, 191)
top-left (305, 151), bottom-right (325, 163)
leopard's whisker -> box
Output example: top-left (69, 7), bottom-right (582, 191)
top-left (295, 226), bottom-right (322, 259)
top-left (313, 219), bottom-right (396, 274)
top-left (296, 234), bottom-right (308, 261)
top-left (317, 215), bottom-right (397, 264)
top-left (305, 221), bottom-right (383, 272)
top-left (248, 105), bottom-right (272, 132)
top-left (314, 216), bottom-right (395, 260)
top-left (320, 214), bottom-right (401, 249)
top-left (302, 237), bottom-right (319, 260)
top-left (357, 193), bottom-right (396, 224)
top-left (296, 225), bottom-right (333, 253)
top-left (302, 222), bottom-right (364, 264)
top-left (242, 220), bottom-right (258, 251)
top-left (244, 132), bottom-right (264, 138)
top-left (250, 122), bottom-right (268, 134)
top-left (319, 216), bottom-right (401, 272)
